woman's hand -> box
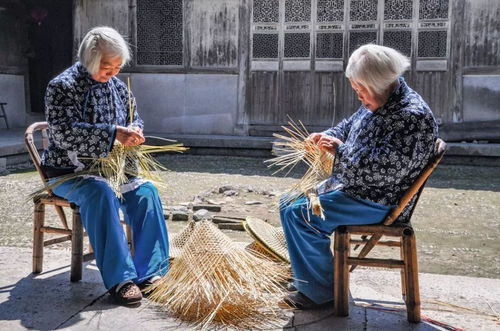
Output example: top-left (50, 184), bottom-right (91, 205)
top-left (115, 126), bottom-right (145, 146)
top-left (306, 132), bottom-right (343, 155)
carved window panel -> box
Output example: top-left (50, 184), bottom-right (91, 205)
top-left (253, 0), bottom-right (280, 23)
top-left (418, 30), bottom-right (447, 57)
top-left (349, 0), bottom-right (378, 21)
top-left (284, 33), bottom-right (311, 57)
top-left (253, 33), bottom-right (279, 58)
top-left (285, 0), bottom-right (312, 22)
top-left (316, 32), bottom-right (343, 58)
top-left (349, 31), bottom-right (377, 54)
top-left (419, 0), bottom-right (448, 20)
top-left (383, 30), bottom-right (411, 56)
top-left (317, 0), bottom-right (344, 22)
top-left (384, 0), bottom-right (413, 20)
top-left (137, 0), bottom-right (183, 66)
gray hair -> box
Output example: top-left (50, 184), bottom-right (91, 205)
top-left (78, 26), bottom-right (131, 75)
top-left (345, 44), bottom-right (410, 96)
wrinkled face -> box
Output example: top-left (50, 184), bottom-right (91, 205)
top-left (350, 80), bottom-right (383, 111)
top-left (91, 55), bottom-right (122, 82)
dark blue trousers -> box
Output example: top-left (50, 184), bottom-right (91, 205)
top-left (280, 190), bottom-right (392, 304)
top-left (53, 177), bottom-right (169, 289)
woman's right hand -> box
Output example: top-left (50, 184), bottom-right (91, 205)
top-left (115, 126), bottom-right (145, 146)
top-left (306, 132), bottom-right (343, 155)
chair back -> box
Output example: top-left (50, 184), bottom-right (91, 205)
top-left (25, 122), bottom-right (52, 194)
top-left (383, 138), bottom-right (447, 226)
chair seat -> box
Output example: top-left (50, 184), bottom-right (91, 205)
top-left (33, 193), bottom-right (74, 208)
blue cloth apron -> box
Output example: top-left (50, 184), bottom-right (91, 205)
top-left (280, 189), bottom-right (393, 304)
top-left (52, 177), bottom-right (169, 289)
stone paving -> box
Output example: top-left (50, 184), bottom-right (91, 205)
top-left (1, 246), bottom-right (499, 330)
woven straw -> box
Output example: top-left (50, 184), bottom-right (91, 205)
top-left (148, 220), bottom-right (290, 330)
top-left (168, 221), bottom-right (195, 259)
top-left (244, 216), bottom-right (290, 264)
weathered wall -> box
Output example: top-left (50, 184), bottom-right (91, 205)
top-left (0, 74), bottom-right (26, 129)
top-left (461, 0), bottom-right (500, 126)
top-left (121, 73), bottom-right (238, 134)
top-left (188, 0), bottom-right (239, 68)
top-left (73, 0), bottom-right (129, 50)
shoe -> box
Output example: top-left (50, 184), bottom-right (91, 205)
top-left (138, 275), bottom-right (162, 297)
top-left (283, 292), bottom-right (333, 310)
top-left (109, 281), bottom-right (142, 305)
top-left (286, 282), bottom-right (297, 292)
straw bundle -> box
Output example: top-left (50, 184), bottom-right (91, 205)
top-left (30, 139), bottom-right (188, 199)
top-left (148, 220), bottom-right (290, 330)
top-left (265, 119), bottom-right (334, 218)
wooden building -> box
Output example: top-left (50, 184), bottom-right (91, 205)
top-left (0, 0), bottom-right (499, 142)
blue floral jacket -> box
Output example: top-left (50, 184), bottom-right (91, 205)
top-left (319, 77), bottom-right (438, 220)
top-left (41, 62), bottom-right (143, 171)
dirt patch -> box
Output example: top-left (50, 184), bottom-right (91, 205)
top-left (1, 154), bottom-right (499, 279)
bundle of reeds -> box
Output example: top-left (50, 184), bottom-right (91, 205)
top-left (148, 220), bottom-right (290, 330)
top-left (266, 119), bottom-right (334, 218)
top-left (30, 139), bottom-right (188, 199)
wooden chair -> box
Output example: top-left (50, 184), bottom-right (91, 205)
top-left (333, 138), bottom-right (447, 323)
top-left (25, 122), bottom-right (133, 282)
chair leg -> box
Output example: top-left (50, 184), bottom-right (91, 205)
top-left (71, 206), bottom-right (83, 282)
top-left (403, 230), bottom-right (421, 323)
top-left (400, 236), bottom-right (407, 300)
top-left (33, 202), bottom-right (45, 274)
top-left (126, 224), bottom-right (134, 256)
top-left (334, 226), bottom-right (350, 316)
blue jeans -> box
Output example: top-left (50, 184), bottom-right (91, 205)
top-left (52, 177), bottom-right (169, 289)
top-left (280, 190), bottom-right (392, 304)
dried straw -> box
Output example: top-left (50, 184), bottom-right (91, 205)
top-left (148, 220), bottom-right (290, 330)
top-left (265, 119), bottom-right (334, 217)
top-left (30, 138), bottom-right (188, 200)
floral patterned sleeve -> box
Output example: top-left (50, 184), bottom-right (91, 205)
top-left (336, 109), bottom-right (435, 189)
top-left (45, 79), bottom-right (116, 158)
top-left (321, 113), bottom-right (355, 142)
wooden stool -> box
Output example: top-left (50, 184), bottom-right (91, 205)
top-left (0, 102), bottom-right (9, 129)
top-left (333, 138), bottom-right (447, 323)
top-left (25, 121), bottom-right (133, 281)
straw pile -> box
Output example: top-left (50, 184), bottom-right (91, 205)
top-left (148, 220), bottom-right (290, 330)
top-left (266, 119), bottom-right (334, 218)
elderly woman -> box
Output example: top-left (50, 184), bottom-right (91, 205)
top-left (41, 26), bottom-right (169, 305)
top-left (281, 44), bottom-right (438, 309)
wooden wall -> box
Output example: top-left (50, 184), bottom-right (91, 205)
top-left (68, 0), bottom-right (500, 140)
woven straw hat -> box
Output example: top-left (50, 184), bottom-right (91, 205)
top-left (244, 216), bottom-right (290, 263)
top-left (169, 221), bottom-right (195, 259)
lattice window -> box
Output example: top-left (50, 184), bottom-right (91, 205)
top-left (349, 31), bottom-right (377, 54)
top-left (418, 30), bottom-right (447, 57)
top-left (383, 30), bottom-right (411, 56)
top-left (419, 0), bottom-right (448, 20)
top-left (384, 0), bottom-right (413, 20)
top-left (253, 34), bottom-right (279, 58)
top-left (285, 0), bottom-right (311, 22)
top-left (253, 0), bottom-right (280, 23)
top-left (316, 32), bottom-right (343, 58)
top-left (317, 0), bottom-right (344, 22)
top-left (284, 33), bottom-right (311, 57)
top-left (137, 0), bottom-right (183, 65)
top-left (349, 0), bottom-right (378, 21)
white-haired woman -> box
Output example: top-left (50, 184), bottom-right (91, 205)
top-left (41, 26), bottom-right (169, 305)
top-left (280, 44), bottom-right (438, 309)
